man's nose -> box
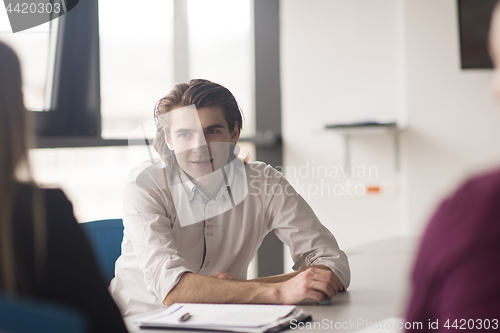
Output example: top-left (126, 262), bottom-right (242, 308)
top-left (191, 133), bottom-right (209, 154)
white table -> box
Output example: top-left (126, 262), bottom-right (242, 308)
top-left (125, 237), bottom-right (417, 333)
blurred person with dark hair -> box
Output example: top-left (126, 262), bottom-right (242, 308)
top-left (405, 4), bottom-right (500, 331)
top-left (110, 79), bottom-right (351, 316)
top-left (0, 41), bottom-right (128, 332)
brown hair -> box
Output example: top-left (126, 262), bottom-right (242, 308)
top-left (153, 79), bottom-right (247, 167)
top-left (0, 41), bottom-right (46, 294)
top-left (0, 41), bottom-right (27, 293)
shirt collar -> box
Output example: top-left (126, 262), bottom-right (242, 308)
top-left (176, 161), bottom-right (235, 203)
top-left (177, 168), bottom-right (197, 201)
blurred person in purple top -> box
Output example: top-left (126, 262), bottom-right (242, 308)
top-left (405, 3), bottom-right (500, 331)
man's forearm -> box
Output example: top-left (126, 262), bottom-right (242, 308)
top-left (249, 271), bottom-right (300, 283)
top-left (165, 266), bottom-right (342, 306)
top-left (163, 272), bottom-right (279, 306)
top-left (249, 265), bottom-right (333, 283)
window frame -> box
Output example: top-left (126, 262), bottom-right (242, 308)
top-left (35, 0), bottom-right (280, 150)
top-left (35, 0), bottom-right (101, 142)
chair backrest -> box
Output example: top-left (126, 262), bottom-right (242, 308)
top-left (80, 219), bottom-right (124, 285)
top-left (0, 293), bottom-right (87, 333)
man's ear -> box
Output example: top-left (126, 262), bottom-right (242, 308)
top-left (164, 131), bottom-right (174, 151)
top-left (230, 121), bottom-right (240, 144)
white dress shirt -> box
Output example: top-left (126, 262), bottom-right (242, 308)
top-left (109, 158), bottom-right (350, 317)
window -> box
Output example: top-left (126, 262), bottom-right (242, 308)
top-left (0, 13), bottom-right (58, 111)
top-left (187, 0), bottom-right (255, 138)
top-left (99, 0), bottom-right (175, 139)
top-left (31, 146), bottom-right (135, 222)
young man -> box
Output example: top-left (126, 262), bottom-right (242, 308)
top-left (110, 79), bottom-right (350, 317)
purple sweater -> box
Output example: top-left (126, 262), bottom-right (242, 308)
top-left (406, 168), bottom-right (500, 332)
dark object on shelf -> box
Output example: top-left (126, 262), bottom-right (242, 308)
top-left (325, 121), bottom-right (397, 129)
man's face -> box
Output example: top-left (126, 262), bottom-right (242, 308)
top-left (165, 105), bottom-right (239, 179)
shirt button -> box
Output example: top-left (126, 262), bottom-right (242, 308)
top-left (205, 261), bottom-right (210, 267)
top-left (207, 232), bottom-right (213, 237)
top-left (208, 218), bottom-right (213, 222)
top-left (207, 224), bottom-right (213, 230)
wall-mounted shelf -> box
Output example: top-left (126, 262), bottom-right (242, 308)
top-left (325, 121), bottom-right (403, 173)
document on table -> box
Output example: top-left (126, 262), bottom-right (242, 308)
top-left (137, 303), bottom-right (311, 333)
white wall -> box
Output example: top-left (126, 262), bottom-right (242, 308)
top-left (281, 0), bottom-right (404, 252)
top-left (281, 0), bottom-right (500, 253)
top-left (402, 0), bottom-right (500, 234)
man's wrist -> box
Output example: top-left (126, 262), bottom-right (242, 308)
top-left (251, 282), bottom-right (280, 303)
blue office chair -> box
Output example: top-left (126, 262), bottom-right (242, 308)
top-left (81, 219), bottom-right (124, 285)
top-left (0, 293), bottom-right (87, 333)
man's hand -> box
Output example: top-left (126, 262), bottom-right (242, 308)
top-left (211, 271), bottom-right (247, 282)
top-left (276, 267), bottom-right (343, 304)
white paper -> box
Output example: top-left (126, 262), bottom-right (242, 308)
top-left (139, 303), bottom-right (296, 329)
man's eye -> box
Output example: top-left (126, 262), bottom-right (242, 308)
top-left (206, 129), bottom-right (219, 135)
top-left (178, 132), bottom-right (190, 138)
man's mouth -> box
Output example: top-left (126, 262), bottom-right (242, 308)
top-left (191, 159), bottom-right (213, 165)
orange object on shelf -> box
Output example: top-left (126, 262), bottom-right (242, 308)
top-left (366, 186), bottom-right (381, 193)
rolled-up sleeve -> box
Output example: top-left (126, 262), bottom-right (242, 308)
top-left (123, 169), bottom-right (193, 302)
top-left (265, 173), bottom-right (351, 289)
